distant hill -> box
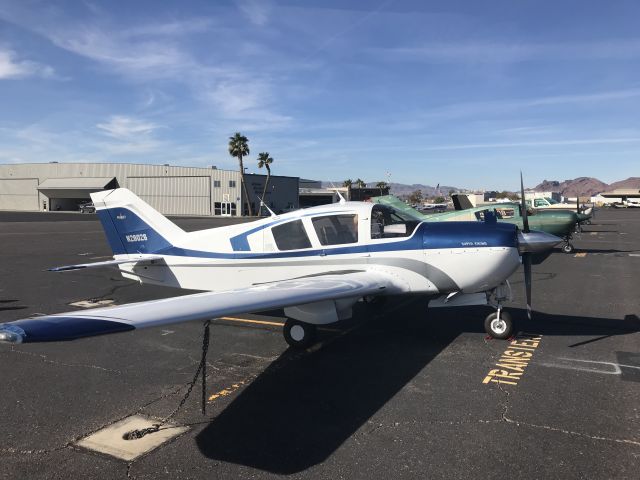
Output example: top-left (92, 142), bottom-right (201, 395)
top-left (607, 177), bottom-right (640, 190)
top-left (323, 182), bottom-right (460, 198)
top-left (533, 177), bottom-right (609, 197)
top-left (323, 176), bottom-right (637, 199)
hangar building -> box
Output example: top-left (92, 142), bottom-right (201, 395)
top-left (0, 163), bottom-right (298, 217)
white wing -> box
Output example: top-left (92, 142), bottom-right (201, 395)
top-left (0, 271), bottom-right (397, 343)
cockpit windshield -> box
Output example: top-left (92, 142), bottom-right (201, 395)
top-left (545, 197), bottom-right (559, 204)
top-left (370, 204), bottom-right (421, 239)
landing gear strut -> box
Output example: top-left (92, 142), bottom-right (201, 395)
top-left (283, 318), bottom-right (317, 350)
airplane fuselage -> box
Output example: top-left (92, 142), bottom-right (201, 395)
top-left (114, 202), bottom-right (521, 298)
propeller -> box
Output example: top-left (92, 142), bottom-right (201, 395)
top-left (520, 172), bottom-right (532, 320)
top-left (576, 194), bottom-right (580, 215)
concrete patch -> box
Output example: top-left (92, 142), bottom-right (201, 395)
top-left (75, 415), bottom-right (188, 461)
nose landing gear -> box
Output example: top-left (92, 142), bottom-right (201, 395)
top-left (484, 281), bottom-right (514, 339)
top-left (484, 309), bottom-right (513, 339)
top-left (562, 235), bottom-right (575, 254)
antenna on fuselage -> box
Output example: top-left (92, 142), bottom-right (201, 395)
top-left (329, 182), bottom-right (347, 204)
top-left (257, 196), bottom-right (277, 218)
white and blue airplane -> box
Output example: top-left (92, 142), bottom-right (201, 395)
top-left (0, 185), bottom-right (560, 348)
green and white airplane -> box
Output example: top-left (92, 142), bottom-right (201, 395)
top-left (371, 194), bottom-right (591, 254)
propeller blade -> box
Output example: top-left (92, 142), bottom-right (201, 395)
top-left (520, 171), bottom-right (530, 233)
top-left (523, 252), bottom-right (532, 320)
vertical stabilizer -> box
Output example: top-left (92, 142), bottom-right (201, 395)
top-left (451, 194), bottom-right (474, 211)
top-left (91, 189), bottom-right (185, 255)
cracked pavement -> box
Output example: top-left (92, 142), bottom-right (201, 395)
top-left (1, 210), bottom-right (639, 479)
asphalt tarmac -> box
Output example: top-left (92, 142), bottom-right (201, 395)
top-left (1, 208), bottom-right (639, 479)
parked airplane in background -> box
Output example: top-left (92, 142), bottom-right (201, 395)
top-left (526, 196), bottom-right (593, 216)
top-left (372, 194), bottom-right (590, 254)
top-left (612, 199), bottom-right (640, 208)
top-left (0, 180), bottom-right (560, 347)
top-left (420, 202), bottom-right (449, 212)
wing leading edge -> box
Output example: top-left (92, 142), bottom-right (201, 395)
top-left (0, 271), bottom-right (397, 343)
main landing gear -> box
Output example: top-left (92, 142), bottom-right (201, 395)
top-left (283, 318), bottom-right (317, 349)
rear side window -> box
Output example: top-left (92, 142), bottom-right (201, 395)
top-left (312, 214), bottom-right (358, 245)
top-left (272, 220), bottom-right (312, 250)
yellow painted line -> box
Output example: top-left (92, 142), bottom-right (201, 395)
top-left (574, 252), bottom-right (587, 258)
top-left (208, 379), bottom-right (251, 402)
top-left (217, 316), bottom-right (284, 327)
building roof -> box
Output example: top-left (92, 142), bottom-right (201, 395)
top-left (37, 177), bottom-right (116, 189)
top-left (600, 189), bottom-right (640, 198)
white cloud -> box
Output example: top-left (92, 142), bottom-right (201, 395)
top-left (423, 137), bottom-right (640, 151)
top-left (0, 47), bottom-right (55, 79)
top-left (96, 115), bottom-right (162, 139)
top-left (123, 18), bottom-right (214, 37)
top-left (375, 39), bottom-right (640, 64)
top-left (399, 88), bottom-right (640, 127)
top-left (235, 0), bottom-right (271, 26)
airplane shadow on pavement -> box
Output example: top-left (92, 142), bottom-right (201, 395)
top-left (195, 301), bottom-right (639, 473)
top-left (196, 297), bottom-right (456, 474)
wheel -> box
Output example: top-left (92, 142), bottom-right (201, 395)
top-left (484, 311), bottom-right (513, 340)
top-left (562, 243), bottom-right (574, 254)
top-left (363, 295), bottom-right (387, 305)
top-left (283, 319), bottom-right (317, 349)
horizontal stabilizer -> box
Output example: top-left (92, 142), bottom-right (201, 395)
top-left (49, 255), bottom-right (164, 272)
top-left (0, 271), bottom-right (398, 343)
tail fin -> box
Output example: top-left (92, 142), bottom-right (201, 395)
top-left (451, 194), bottom-right (474, 211)
top-left (91, 188), bottom-right (184, 255)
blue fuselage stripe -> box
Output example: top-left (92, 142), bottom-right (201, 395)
top-left (96, 208), bottom-right (518, 260)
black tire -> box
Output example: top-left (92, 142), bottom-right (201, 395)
top-left (363, 295), bottom-right (387, 306)
top-left (562, 243), bottom-right (574, 254)
top-left (484, 311), bottom-right (513, 340)
top-left (283, 319), bottom-right (317, 349)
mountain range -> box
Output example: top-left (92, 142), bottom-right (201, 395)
top-left (322, 182), bottom-right (459, 198)
top-left (532, 177), bottom-right (640, 197)
top-left (323, 177), bottom-right (640, 198)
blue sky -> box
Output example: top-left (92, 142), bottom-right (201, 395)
top-left (0, 0), bottom-right (638, 190)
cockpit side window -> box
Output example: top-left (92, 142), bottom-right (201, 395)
top-left (311, 214), bottom-right (358, 245)
top-left (534, 198), bottom-right (547, 207)
top-left (272, 220), bottom-right (312, 250)
top-left (370, 205), bottom-right (419, 239)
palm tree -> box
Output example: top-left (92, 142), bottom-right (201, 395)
top-left (355, 178), bottom-right (366, 188)
top-left (376, 181), bottom-right (389, 195)
top-left (228, 132), bottom-right (252, 216)
top-left (257, 152), bottom-right (274, 216)
top-left (343, 179), bottom-right (353, 188)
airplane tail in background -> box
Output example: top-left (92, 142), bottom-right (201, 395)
top-left (91, 188), bottom-right (185, 255)
top-left (451, 194), bottom-right (474, 211)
